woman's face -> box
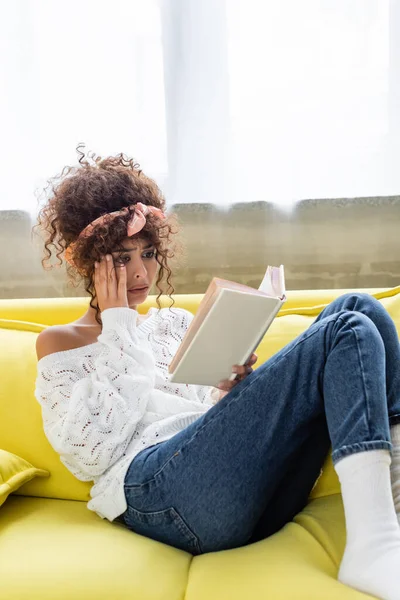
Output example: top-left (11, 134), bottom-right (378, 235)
top-left (110, 237), bottom-right (158, 308)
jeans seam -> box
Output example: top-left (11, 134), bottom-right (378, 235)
top-left (171, 508), bottom-right (203, 554)
top-left (124, 504), bottom-right (202, 554)
top-left (332, 440), bottom-right (392, 464)
top-left (337, 313), bottom-right (372, 437)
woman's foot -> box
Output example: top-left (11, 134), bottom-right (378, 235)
top-left (390, 424), bottom-right (400, 525)
top-left (335, 450), bottom-right (400, 600)
top-left (339, 533), bottom-right (400, 599)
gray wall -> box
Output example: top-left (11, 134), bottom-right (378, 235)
top-left (1, 196), bottom-right (399, 300)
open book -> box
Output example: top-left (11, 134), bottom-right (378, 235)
top-left (168, 265), bottom-right (286, 387)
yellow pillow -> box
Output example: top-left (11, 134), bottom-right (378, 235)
top-left (0, 449), bottom-right (49, 508)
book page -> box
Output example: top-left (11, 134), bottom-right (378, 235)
top-left (213, 277), bottom-right (282, 299)
top-left (169, 278), bottom-right (221, 372)
top-left (258, 265), bottom-right (285, 299)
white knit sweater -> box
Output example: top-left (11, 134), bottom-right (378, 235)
top-left (34, 306), bottom-right (218, 521)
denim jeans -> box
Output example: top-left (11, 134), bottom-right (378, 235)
top-left (117, 293), bottom-right (400, 554)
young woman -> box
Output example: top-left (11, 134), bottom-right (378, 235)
top-left (34, 148), bottom-right (400, 600)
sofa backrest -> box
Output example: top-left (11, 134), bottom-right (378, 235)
top-left (1, 287), bottom-right (400, 503)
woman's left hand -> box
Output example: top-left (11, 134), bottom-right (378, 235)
top-left (216, 353), bottom-right (258, 398)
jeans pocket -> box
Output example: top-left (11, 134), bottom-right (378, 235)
top-left (124, 504), bottom-right (202, 555)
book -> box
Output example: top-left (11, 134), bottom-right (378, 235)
top-left (168, 265), bottom-right (286, 387)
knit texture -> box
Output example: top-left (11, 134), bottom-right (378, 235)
top-left (35, 306), bottom-right (217, 520)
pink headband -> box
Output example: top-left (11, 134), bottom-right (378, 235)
top-left (64, 202), bottom-right (166, 266)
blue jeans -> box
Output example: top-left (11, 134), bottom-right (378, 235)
top-left (117, 293), bottom-right (400, 554)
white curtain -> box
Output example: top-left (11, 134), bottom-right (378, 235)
top-left (1, 0), bottom-right (397, 213)
top-left (226, 0), bottom-right (392, 206)
top-left (161, 0), bottom-right (395, 207)
top-left (0, 0), bottom-right (167, 214)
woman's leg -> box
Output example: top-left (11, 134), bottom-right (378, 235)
top-left (248, 420), bottom-right (330, 543)
top-left (121, 300), bottom-right (391, 557)
top-left (313, 292), bottom-right (400, 425)
top-left (251, 292), bottom-right (400, 542)
top-left (314, 292), bottom-right (400, 530)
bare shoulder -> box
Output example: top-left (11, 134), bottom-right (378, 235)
top-left (36, 324), bottom-right (85, 361)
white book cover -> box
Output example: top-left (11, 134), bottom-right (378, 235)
top-left (168, 265), bottom-right (286, 387)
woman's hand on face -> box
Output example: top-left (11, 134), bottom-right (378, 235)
top-left (216, 353), bottom-right (258, 397)
top-left (94, 254), bottom-right (129, 312)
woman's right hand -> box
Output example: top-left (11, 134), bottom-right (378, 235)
top-left (94, 254), bottom-right (129, 312)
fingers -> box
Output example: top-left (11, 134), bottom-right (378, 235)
top-left (247, 353), bottom-right (258, 367)
top-left (226, 359), bottom-right (255, 390)
top-left (218, 362), bottom-right (255, 393)
top-left (232, 364), bottom-right (253, 377)
top-left (94, 255), bottom-right (113, 304)
top-left (94, 254), bottom-right (129, 310)
top-left (217, 379), bottom-right (237, 392)
top-left (115, 259), bottom-right (128, 306)
top-left (105, 254), bottom-right (115, 288)
top-left (116, 259), bottom-right (127, 296)
top-left (94, 256), bottom-right (108, 300)
top-left (230, 354), bottom-right (258, 378)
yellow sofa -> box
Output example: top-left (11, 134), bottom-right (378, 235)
top-left (2, 287), bottom-right (400, 600)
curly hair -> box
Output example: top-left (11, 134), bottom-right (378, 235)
top-left (33, 144), bottom-right (180, 325)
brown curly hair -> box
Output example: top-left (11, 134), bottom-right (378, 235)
top-left (33, 144), bottom-right (180, 325)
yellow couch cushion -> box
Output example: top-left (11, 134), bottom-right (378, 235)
top-left (0, 494), bottom-right (374, 600)
top-left (0, 319), bottom-right (91, 502)
top-left (0, 449), bottom-right (48, 508)
top-left (1, 286), bottom-right (400, 503)
top-left (0, 495), bottom-right (191, 600)
top-left (186, 495), bottom-right (374, 600)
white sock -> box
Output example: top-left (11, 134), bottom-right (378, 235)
top-left (335, 449), bottom-right (400, 600)
top-left (390, 424), bottom-right (400, 524)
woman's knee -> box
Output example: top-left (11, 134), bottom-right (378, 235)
top-left (334, 309), bottom-right (384, 346)
top-left (337, 292), bottom-right (379, 310)
top-left (336, 293), bottom-right (390, 324)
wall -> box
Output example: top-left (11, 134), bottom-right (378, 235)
top-left (1, 196), bottom-right (399, 300)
